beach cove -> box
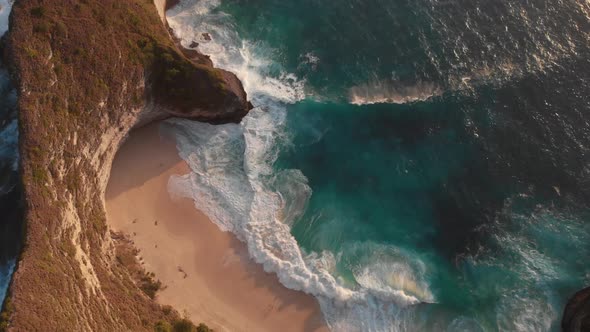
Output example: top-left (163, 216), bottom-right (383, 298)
top-left (106, 123), bottom-right (328, 332)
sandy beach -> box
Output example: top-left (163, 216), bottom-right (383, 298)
top-left (105, 123), bottom-right (328, 332)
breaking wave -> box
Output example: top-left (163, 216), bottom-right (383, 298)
top-left (165, 1), bottom-right (432, 330)
top-left (349, 80), bottom-right (442, 105)
top-left (162, 110), bottom-right (428, 330)
top-left (164, 0), bottom-right (590, 330)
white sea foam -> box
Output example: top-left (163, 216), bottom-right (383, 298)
top-left (165, 1), bottom-right (589, 331)
top-left (349, 80), bottom-right (442, 105)
top-left (299, 52), bottom-right (320, 71)
top-left (162, 1), bottom-right (590, 330)
top-left (353, 254), bottom-right (434, 305)
top-left (163, 110), bottom-right (428, 330)
top-left (165, 1), bottom-right (432, 330)
top-left (167, 0), bottom-right (305, 106)
top-left (466, 206), bottom-right (589, 332)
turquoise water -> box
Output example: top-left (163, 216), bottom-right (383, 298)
top-left (167, 0), bottom-right (590, 330)
top-left (276, 97), bottom-right (590, 330)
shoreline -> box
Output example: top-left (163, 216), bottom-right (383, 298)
top-left (105, 123), bottom-right (328, 332)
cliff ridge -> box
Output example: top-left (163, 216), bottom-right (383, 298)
top-left (1, 0), bottom-right (250, 330)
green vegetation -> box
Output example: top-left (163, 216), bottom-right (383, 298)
top-left (0, 297), bottom-right (13, 332)
top-left (31, 167), bottom-right (47, 185)
top-left (162, 305), bottom-right (173, 315)
top-left (154, 320), bottom-right (172, 332)
top-left (154, 319), bottom-right (212, 332)
top-left (172, 319), bottom-right (196, 332)
top-left (33, 22), bottom-right (49, 34)
top-left (30, 6), bottom-right (46, 18)
top-left (139, 272), bottom-right (162, 299)
top-left (196, 323), bottom-right (212, 332)
top-left (126, 33), bottom-right (236, 116)
top-left (23, 47), bottom-right (38, 58)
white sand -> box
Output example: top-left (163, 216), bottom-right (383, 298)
top-left (153, 0), bottom-right (167, 23)
top-left (106, 123), bottom-right (328, 332)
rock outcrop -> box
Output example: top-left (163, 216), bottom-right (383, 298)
top-left (563, 287), bottom-right (590, 332)
top-left (0, 0), bottom-right (250, 330)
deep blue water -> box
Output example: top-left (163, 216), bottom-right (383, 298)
top-left (166, 0), bottom-right (590, 330)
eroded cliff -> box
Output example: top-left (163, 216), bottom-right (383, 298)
top-left (1, 0), bottom-right (250, 330)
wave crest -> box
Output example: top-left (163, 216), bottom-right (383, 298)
top-left (349, 80), bottom-right (442, 105)
top-left (166, 1), bottom-right (434, 330)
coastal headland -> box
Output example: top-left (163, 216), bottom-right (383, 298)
top-left (0, 0), bottom-right (260, 330)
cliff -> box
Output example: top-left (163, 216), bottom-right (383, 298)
top-left (1, 0), bottom-right (250, 330)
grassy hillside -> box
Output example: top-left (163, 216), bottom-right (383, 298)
top-left (0, 0), bottom-right (249, 330)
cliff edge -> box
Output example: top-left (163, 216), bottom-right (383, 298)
top-left (1, 0), bottom-right (250, 330)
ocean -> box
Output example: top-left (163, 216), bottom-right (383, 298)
top-left (2, 0), bottom-right (588, 329)
top-left (0, 0), bottom-right (19, 307)
top-left (164, 0), bottom-right (590, 330)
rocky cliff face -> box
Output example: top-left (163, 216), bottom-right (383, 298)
top-left (1, 0), bottom-right (250, 330)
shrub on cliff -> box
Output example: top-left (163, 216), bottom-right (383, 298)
top-left (29, 6), bottom-right (45, 18)
top-left (154, 319), bottom-right (212, 332)
top-left (196, 323), bottom-right (212, 332)
top-left (140, 272), bottom-right (162, 299)
top-left (154, 320), bottom-right (172, 332)
top-left (0, 298), bottom-right (13, 332)
top-left (172, 318), bottom-right (196, 332)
